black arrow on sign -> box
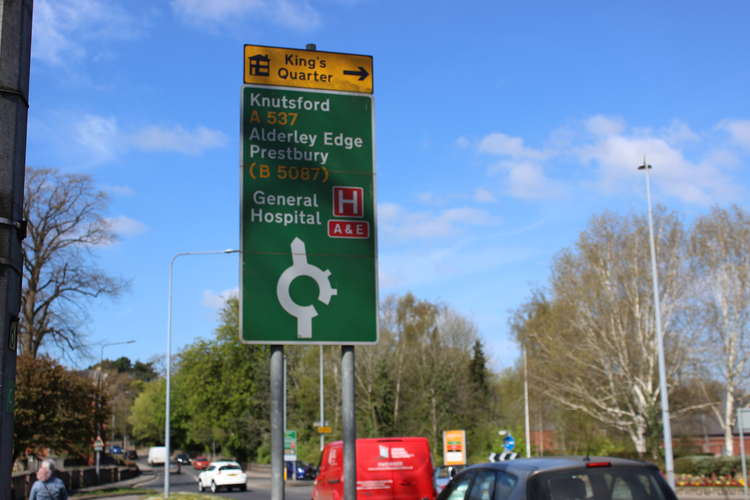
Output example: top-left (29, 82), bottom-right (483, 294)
top-left (343, 66), bottom-right (369, 81)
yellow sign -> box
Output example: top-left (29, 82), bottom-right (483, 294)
top-left (244, 44), bottom-right (373, 94)
top-left (442, 430), bottom-right (467, 466)
top-left (317, 426), bottom-right (332, 434)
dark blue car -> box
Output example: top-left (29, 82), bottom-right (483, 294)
top-left (285, 460), bottom-right (316, 480)
top-left (437, 456), bottom-right (677, 500)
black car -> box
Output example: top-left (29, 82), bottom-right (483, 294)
top-left (124, 450), bottom-right (138, 460)
top-left (437, 456), bottom-right (677, 500)
top-left (176, 453), bottom-right (191, 465)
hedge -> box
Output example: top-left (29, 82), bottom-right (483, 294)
top-left (675, 456), bottom-right (743, 477)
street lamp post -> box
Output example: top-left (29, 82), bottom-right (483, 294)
top-left (638, 161), bottom-right (675, 488)
top-left (523, 348), bottom-right (531, 458)
top-left (164, 249), bottom-right (239, 498)
top-left (97, 340), bottom-right (135, 480)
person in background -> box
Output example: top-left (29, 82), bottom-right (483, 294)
top-left (29, 458), bottom-right (68, 500)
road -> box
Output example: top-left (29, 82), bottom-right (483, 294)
top-left (137, 463), bottom-right (313, 500)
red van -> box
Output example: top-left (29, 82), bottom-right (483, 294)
top-left (313, 437), bottom-right (435, 500)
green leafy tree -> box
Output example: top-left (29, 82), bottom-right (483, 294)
top-left (129, 379), bottom-right (166, 445)
top-left (92, 356), bottom-right (158, 445)
top-left (173, 297), bottom-right (269, 461)
top-left (469, 339), bottom-right (489, 393)
top-left (355, 294), bottom-right (491, 463)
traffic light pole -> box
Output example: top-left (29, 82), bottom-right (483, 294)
top-left (0, 0), bottom-right (33, 493)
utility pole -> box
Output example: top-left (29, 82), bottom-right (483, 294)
top-left (0, 0), bottom-right (33, 493)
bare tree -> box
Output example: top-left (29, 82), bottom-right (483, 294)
top-left (690, 205), bottom-right (750, 456)
top-left (513, 210), bottom-right (697, 457)
top-left (20, 168), bottom-right (126, 358)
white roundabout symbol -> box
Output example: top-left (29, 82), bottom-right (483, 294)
top-left (276, 237), bottom-right (337, 338)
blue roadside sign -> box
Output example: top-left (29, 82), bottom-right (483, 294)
top-left (503, 435), bottom-right (516, 452)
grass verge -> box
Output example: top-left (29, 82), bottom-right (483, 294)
top-left (71, 487), bottom-right (158, 499)
top-left (144, 495), bottom-right (217, 500)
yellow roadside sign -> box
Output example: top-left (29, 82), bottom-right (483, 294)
top-left (244, 44), bottom-right (373, 94)
top-left (443, 430), bottom-right (467, 466)
top-left (317, 426), bottom-right (332, 434)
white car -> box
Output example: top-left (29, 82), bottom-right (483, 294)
top-left (197, 460), bottom-right (248, 492)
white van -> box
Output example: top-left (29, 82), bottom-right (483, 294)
top-left (148, 446), bottom-right (167, 465)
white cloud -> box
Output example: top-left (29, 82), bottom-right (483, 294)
top-left (660, 120), bottom-right (699, 144)
top-left (32, 0), bottom-right (141, 66)
top-left (585, 115), bottom-right (625, 137)
top-left (202, 287), bottom-right (238, 309)
top-left (478, 132), bottom-right (545, 159)
top-left (504, 162), bottom-right (565, 200)
top-left (105, 216), bottom-right (148, 237)
top-left (74, 114), bottom-right (121, 164)
top-left (475, 115), bottom-right (746, 206)
top-left (171, 0), bottom-right (321, 30)
top-left (378, 203), bottom-right (500, 240)
top-left (578, 132), bottom-right (740, 205)
top-left (378, 203), bottom-right (400, 219)
top-left (171, 0), bottom-right (263, 23)
top-left (719, 119), bottom-right (750, 150)
top-left (474, 188), bottom-right (496, 203)
top-left (131, 125), bottom-right (228, 155)
top-left (71, 114), bottom-right (227, 163)
top-left (455, 136), bottom-right (471, 149)
top-left (272, 0), bottom-right (322, 30)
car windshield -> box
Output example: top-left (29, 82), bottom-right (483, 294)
top-left (529, 467), bottom-right (677, 500)
top-left (220, 464), bottom-right (241, 471)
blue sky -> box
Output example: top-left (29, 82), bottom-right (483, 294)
top-left (27, 0), bottom-right (750, 370)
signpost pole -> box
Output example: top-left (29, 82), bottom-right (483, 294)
top-left (342, 346), bottom-right (356, 500)
top-left (271, 346), bottom-right (285, 500)
top-left (739, 408), bottom-right (748, 500)
top-left (95, 440), bottom-right (101, 480)
top-left (320, 346), bottom-right (325, 451)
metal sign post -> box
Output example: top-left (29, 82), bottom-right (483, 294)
top-left (342, 346), bottom-right (356, 500)
top-left (738, 408), bottom-right (750, 500)
top-left (94, 436), bottom-right (103, 479)
top-left (271, 346), bottom-right (284, 500)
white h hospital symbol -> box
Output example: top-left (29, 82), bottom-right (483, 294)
top-left (332, 186), bottom-right (364, 218)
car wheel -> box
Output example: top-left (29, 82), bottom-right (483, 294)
top-left (240, 484), bottom-right (247, 491)
top-left (211, 480), bottom-right (218, 493)
top-left (197, 479), bottom-right (204, 492)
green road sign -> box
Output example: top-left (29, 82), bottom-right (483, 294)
top-left (240, 85), bottom-right (377, 344)
top-left (284, 430), bottom-right (298, 460)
